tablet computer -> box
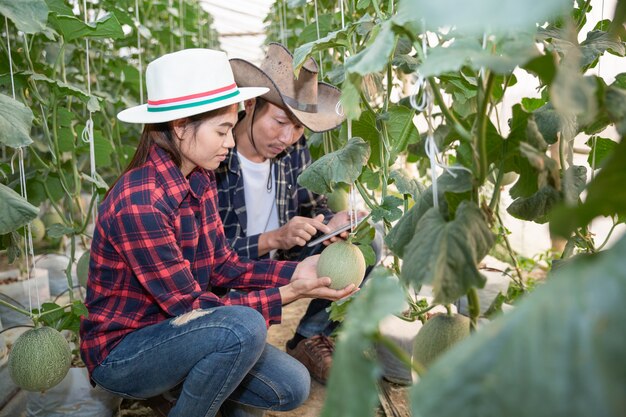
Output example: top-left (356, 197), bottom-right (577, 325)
top-left (306, 216), bottom-right (366, 247)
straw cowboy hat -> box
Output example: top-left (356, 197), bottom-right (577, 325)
top-left (230, 43), bottom-right (344, 133)
top-left (118, 49), bottom-right (268, 124)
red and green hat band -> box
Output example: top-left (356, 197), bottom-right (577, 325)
top-left (147, 83), bottom-right (240, 112)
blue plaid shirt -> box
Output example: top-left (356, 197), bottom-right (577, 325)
top-left (215, 135), bottom-right (332, 260)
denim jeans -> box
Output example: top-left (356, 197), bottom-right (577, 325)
top-left (91, 305), bottom-right (310, 417)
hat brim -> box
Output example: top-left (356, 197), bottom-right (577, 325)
top-left (117, 87), bottom-right (269, 124)
top-left (230, 59), bottom-right (344, 133)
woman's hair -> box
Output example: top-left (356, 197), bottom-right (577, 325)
top-left (106, 104), bottom-right (237, 197)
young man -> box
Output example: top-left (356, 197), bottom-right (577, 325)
top-left (215, 43), bottom-right (353, 384)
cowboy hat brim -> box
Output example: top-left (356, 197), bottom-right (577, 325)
top-left (230, 58), bottom-right (343, 133)
top-left (117, 86), bottom-right (269, 124)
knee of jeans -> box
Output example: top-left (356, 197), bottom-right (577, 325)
top-left (274, 360), bottom-right (310, 410)
top-left (227, 306), bottom-right (267, 351)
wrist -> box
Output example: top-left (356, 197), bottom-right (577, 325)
top-left (279, 284), bottom-right (298, 304)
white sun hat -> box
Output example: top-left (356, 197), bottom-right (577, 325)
top-left (118, 49), bottom-right (268, 124)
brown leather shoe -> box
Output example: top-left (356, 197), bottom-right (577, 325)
top-left (286, 334), bottom-right (334, 384)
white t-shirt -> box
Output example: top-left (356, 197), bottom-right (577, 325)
top-left (237, 152), bottom-right (279, 239)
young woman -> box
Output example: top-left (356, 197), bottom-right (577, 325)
top-left (79, 49), bottom-right (356, 417)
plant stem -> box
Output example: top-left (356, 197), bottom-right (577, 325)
top-left (355, 180), bottom-right (378, 210)
top-left (596, 217), bottom-right (618, 251)
top-left (495, 211), bottom-right (525, 289)
top-left (467, 287), bottom-right (480, 331)
top-left (36, 302), bottom-right (73, 319)
top-left (476, 72), bottom-right (495, 183)
top-left (427, 78), bottom-right (471, 140)
top-left (0, 298), bottom-right (32, 318)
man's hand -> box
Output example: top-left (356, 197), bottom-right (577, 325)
top-left (265, 214), bottom-right (330, 251)
top-left (322, 210), bottom-right (368, 245)
top-left (279, 255), bottom-right (358, 304)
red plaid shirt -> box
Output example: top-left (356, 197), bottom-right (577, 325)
top-left (80, 145), bottom-right (295, 374)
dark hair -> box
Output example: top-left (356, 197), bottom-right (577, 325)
top-left (106, 104), bottom-right (237, 197)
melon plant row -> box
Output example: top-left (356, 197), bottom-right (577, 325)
top-left (266, 1), bottom-right (626, 416)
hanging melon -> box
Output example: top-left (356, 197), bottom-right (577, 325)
top-left (317, 241), bottom-right (366, 290)
top-left (8, 326), bottom-right (72, 392)
top-left (412, 313), bottom-right (470, 369)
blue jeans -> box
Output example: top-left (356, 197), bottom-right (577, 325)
top-left (91, 305), bottom-right (310, 417)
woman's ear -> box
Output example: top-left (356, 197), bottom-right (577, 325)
top-left (171, 118), bottom-right (188, 141)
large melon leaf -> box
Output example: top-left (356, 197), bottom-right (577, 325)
top-left (0, 93), bottom-right (34, 148)
top-left (0, 184), bottom-right (39, 234)
top-left (321, 268), bottom-right (405, 417)
top-left (410, 235), bottom-right (626, 417)
top-left (401, 201), bottom-right (495, 304)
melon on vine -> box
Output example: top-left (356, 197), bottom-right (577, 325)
top-left (326, 188), bottom-right (349, 212)
top-left (76, 250), bottom-right (91, 288)
top-left (412, 313), bottom-right (470, 369)
top-left (30, 218), bottom-right (46, 243)
top-left (317, 241), bottom-right (366, 290)
top-left (8, 326), bottom-right (72, 392)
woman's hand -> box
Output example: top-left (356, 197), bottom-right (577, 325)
top-left (279, 255), bottom-right (358, 304)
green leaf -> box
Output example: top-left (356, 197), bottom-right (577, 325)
top-left (48, 12), bottom-right (124, 41)
top-left (386, 105), bottom-right (419, 156)
top-left (371, 195), bottom-right (404, 223)
top-left (585, 136), bottom-right (618, 168)
top-left (605, 86), bottom-right (626, 135)
top-left (417, 36), bottom-right (541, 78)
top-left (580, 30), bottom-right (626, 68)
top-left (293, 24), bottom-right (355, 74)
top-left (410, 236), bottom-right (626, 417)
top-left (46, 0), bottom-right (73, 16)
top-left (0, 0), bottom-right (48, 34)
top-left (550, 137), bottom-right (626, 237)
top-left (550, 61), bottom-right (598, 126)
top-left (298, 14), bottom-right (333, 44)
top-left (0, 184), bottom-right (39, 234)
top-left (345, 21), bottom-right (396, 76)
top-left (341, 73), bottom-right (364, 120)
top-left (386, 170), bottom-right (473, 258)
top-left (28, 72), bottom-right (92, 101)
top-left (521, 53), bottom-right (557, 85)
top-left (507, 185), bottom-right (561, 223)
top-left (321, 269), bottom-right (405, 417)
top-left (532, 104), bottom-right (561, 145)
top-left (390, 169), bottom-right (425, 201)
top-left (0, 93), bottom-right (34, 148)
top-left (401, 201), bottom-right (495, 304)
top-left (297, 137), bottom-right (370, 194)
top-left (350, 110), bottom-right (381, 166)
top-left (395, 0), bottom-right (570, 35)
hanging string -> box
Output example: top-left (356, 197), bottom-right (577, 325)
top-left (282, 0), bottom-right (288, 45)
top-left (135, 0), bottom-right (145, 103)
top-left (81, 0), bottom-right (98, 226)
top-left (197, 1), bottom-right (203, 47)
top-left (337, 0), bottom-right (358, 228)
top-left (168, 0), bottom-right (174, 52)
top-left (313, 0), bottom-right (323, 78)
top-left (7, 23), bottom-right (38, 309)
top-left (410, 21), bottom-right (470, 209)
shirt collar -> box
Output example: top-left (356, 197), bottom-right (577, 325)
top-left (148, 145), bottom-right (211, 204)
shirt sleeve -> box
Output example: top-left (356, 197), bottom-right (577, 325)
top-left (109, 204), bottom-right (294, 325)
top-left (227, 233), bottom-right (262, 259)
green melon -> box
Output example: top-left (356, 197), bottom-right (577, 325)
top-left (41, 211), bottom-right (64, 228)
top-left (412, 313), bottom-right (470, 368)
top-left (317, 241), bottom-right (366, 290)
top-left (8, 326), bottom-right (72, 392)
top-left (76, 250), bottom-right (90, 288)
top-left (326, 188), bottom-right (349, 212)
top-left (30, 218), bottom-right (46, 243)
